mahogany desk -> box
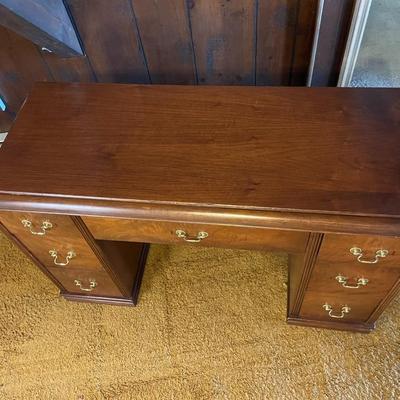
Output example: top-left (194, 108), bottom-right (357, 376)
top-left (0, 83), bottom-right (399, 332)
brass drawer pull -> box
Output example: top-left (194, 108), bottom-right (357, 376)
top-left (21, 219), bottom-right (53, 236)
top-left (349, 247), bottom-right (388, 264)
top-left (175, 229), bottom-right (208, 243)
top-left (335, 274), bottom-right (369, 289)
top-left (49, 250), bottom-right (76, 266)
top-left (74, 279), bottom-right (97, 292)
top-left (323, 303), bottom-right (351, 319)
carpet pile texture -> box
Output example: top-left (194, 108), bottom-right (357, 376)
top-left (0, 232), bottom-right (399, 399)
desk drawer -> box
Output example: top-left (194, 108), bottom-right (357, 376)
top-left (48, 266), bottom-right (123, 297)
top-left (300, 292), bottom-right (382, 323)
top-left (0, 212), bottom-right (103, 271)
top-left (82, 217), bottom-right (307, 253)
top-left (316, 233), bottom-right (400, 267)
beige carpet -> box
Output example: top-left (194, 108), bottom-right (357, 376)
top-left (0, 232), bottom-right (399, 399)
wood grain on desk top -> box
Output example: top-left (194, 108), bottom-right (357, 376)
top-left (0, 82), bottom-right (399, 217)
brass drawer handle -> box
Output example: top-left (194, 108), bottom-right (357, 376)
top-left (49, 250), bottom-right (76, 266)
top-left (323, 303), bottom-right (351, 319)
top-left (175, 229), bottom-right (208, 243)
top-left (335, 275), bottom-right (369, 289)
top-left (349, 247), bottom-right (388, 264)
top-left (21, 219), bottom-right (53, 236)
top-left (74, 279), bottom-right (97, 292)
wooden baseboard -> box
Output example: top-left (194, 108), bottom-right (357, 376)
top-left (287, 316), bottom-right (375, 333)
top-left (61, 243), bottom-right (150, 306)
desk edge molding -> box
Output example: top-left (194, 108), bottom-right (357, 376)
top-left (0, 194), bottom-right (399, 236)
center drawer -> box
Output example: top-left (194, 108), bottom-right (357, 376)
top-left (82, 216), bottom-right (308, 254)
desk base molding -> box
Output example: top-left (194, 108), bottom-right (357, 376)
top-left (286, 317), bottom-right (375, 333)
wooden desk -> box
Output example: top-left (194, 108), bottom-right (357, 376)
top-left (0, 83), bottom-right (399, 332)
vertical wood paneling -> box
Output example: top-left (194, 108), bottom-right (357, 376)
top-left (42, 53), bottom-right (96, 82)
top-left (188, 0), bottom-right (256, 85)
top-left (132, 0), bottom-right (196, 84)
top-left (256, 0), bottom-right (298, 85)
top-left (290, 0), bottom-right (318, 86)
top-left (308, 0), bottom-right (355, 86)
top-left (0, 0), bottom-right (330, 132)
top-left (66, 0), bottom-right (149, 83)
top-left (0, 27), bottom-right (51, 119)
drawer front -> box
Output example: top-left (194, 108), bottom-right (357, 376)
top-left (305, 259), bottom-right (400, 298)
top-left (316, 233), bottom-right (400, 267)
top-left (0, 211), bottom-right (103, 271)
top-left (48, 267), bottom-right (123, 297)
top-left (300, 292), bottom-right (380, 323)
top-left (82, 217), bottom-right (307, 253)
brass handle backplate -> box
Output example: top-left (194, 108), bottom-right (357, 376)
top-left (49, 250), bottom-right (76, 266)
top-left (175, 229), bottom-right (208, 243)
top-left (335, 274), bottom-right (369, 289)
top-left (323, 303), bottom-right (351, 319)
top-left (74, 279), bottom-right (97, 292)
top-left (350, 247), bottom-right (388, 264)
top-left (21, 219), bottom-right (53, 236)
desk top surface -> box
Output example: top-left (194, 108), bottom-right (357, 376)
top-left (0, 83), bottom-right (399, 218)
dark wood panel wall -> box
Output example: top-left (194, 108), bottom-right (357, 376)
top-left (1, 0), bottom-right (338, 132)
